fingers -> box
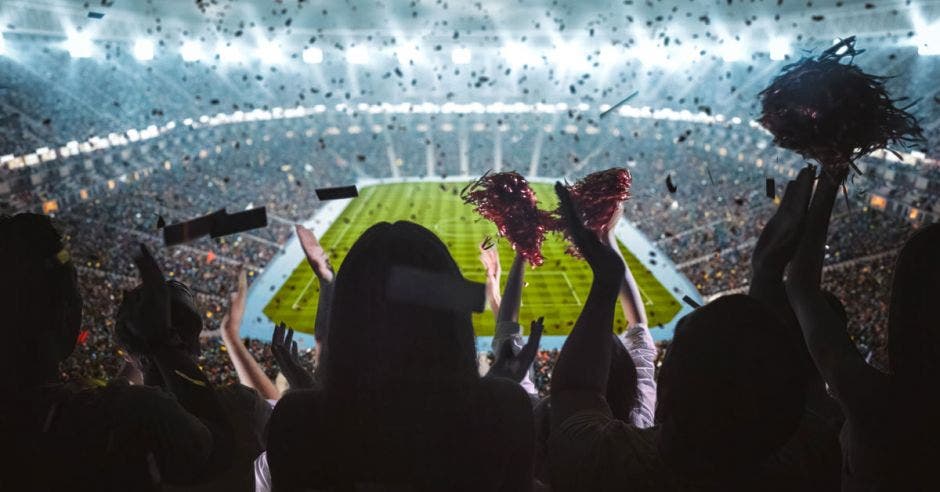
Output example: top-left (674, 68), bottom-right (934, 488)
top-left (790, 165), bottom-right (815, 213)
top-left (497, 338), bottom-right (516, 363)
top-left (272, 322), bottom-right (285, 347)
top-left (791, 166), bottom-right (842, 287)
top-left (290, 341), bottom-right (299, 360)
top-left (555, 182), bottom-right (589, 244)
top-left (237, 268), bottom-right (248, 294)
top-left (779, 165), bottom-right (815, 215)
top-left (526, 316), bottom-right (544, 350)
top-left (132, 244), bottom-right (165, 289)
top-left (515, 316), bottom-right (545, 368)
top-left (285, 328), bottom-right (294, 348)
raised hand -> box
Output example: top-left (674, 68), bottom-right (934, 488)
top-left (752, 165), bottom-right (816, 277)
top-left (271, 322), bottom-right (316, 390)
top-left (479, 237), bottom-right (501, 281)
top-left (555, 182), bottom-right (624, 285)
top-left (116, 244), bottom-right (173, 353)
top-left (222, 269), bottom-right (248, 340)
top-left (486, 317), bottom-right (545, 383)
top-left (297, 224), bottom-right (334, 282)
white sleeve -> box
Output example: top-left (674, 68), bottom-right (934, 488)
top-left (619, 324), bottom-right (658, 428)
top-left (493, 321), bottom-right (538, 396)
top-left (254, 451), bottom-right (272, 492)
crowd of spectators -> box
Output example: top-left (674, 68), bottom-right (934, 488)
top-left (1, 85), bottom-right (935, 394)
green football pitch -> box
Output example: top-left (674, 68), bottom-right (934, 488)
top-left (263, 182), bottom-right (681, 337)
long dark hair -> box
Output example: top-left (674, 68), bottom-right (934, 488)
top-left (321, 221), bottom-right (478, 402)
top-left (888, 223), bottom-right (940, 382)
top-left (0, 214), bottom-right (82, 391)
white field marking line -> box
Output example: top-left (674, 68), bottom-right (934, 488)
top-left (291, 188), bottom-right (374, 309)
top-left (560, 272), bottom-right (583, 307)
top-left (515, 271), bottom-right (582, 308)
top-left (639, 287), bottom-right (655, 306)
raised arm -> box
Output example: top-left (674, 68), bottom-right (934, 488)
top-left (297, 224), bottom-right (335, 349)
top-left (604, 229), bottom-right (647, 327)
top-left (750, 165), bottom-right (814, 328)
top-left (479, 239), bottom-right (503, 317)
top-left (123, 244), bottom-right (233, 477)
top-left (220, 269), bottom-right (281, 400)
top-left (550, 183), bottom-right (626, 426)
top-left (785, 169), bottom-right (885, 410)
top-left (488, 245), bottom-right (540, 395)
top-left (271, 323), bottom-right (316, 390)
top-left (497, 252), bottom-right (525, 324)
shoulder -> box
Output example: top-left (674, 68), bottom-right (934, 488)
top-left (478, 377), bottom-right (535, 416)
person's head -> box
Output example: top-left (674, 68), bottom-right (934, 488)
top-left (322, 221), bottom-right (477, 398)
top-left (888, 223), bottom-right (940, 382)
top-left (0, 214), bottom-right (82, 389)
top-left (655, 294), bottom-right (804, 479)
top-left (115, 279), bottom-right (203, 385)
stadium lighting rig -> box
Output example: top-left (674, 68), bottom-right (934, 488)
top-left (915, 25), bottom-right (940, 55)
top-left (450, 47), bottom-right (471, 65)
top-left (346, 45), bottom-right (369, 64)
top-left (500, 42), bottom-right (540, 66)
top-left (768, 37), bottom-right (791, 61)
top-left (255, 38), bottom-right (286, 64)
top-left (66, 31), bottom-right (94, 58)
top-left (719, 39), bottom-right (748, 62)
top-left (216, 41), bottom-right (243, 63)
top-left (302, 46), bottom-right (323, 64)
top-left (180, 40), bottom-right (204, 62)
top-left (395, 42), bottom-right (423, 65)
top-left (133, 39), bottom-right (155, 61)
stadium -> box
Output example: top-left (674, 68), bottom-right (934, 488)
top-left (2, 0), bottom-right (940, 489)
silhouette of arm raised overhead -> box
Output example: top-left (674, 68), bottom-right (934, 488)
top-left (550, 183), bottom-right (625, 425)
top-left (221, 268), bottom-right (281, 400)
top-left (785, 170), bottom-right (888, 412)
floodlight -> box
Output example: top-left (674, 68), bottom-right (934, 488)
top-left (451, 47), bottom-right (471, 65)
top-left (181, 41), bottom-right (203, 62)
top-left (347, 45), bottom-right (369, 64)
top-left (720, 39), bottom-right (747, 62)
top-left (632, 38), bottom-right (670, 66)
top-left (255, 39), bottom-right (285, 64)
top-left (395, 43), bottom-right (422, 65)
top-left (133, 39), bottom-right (154, 61)
top-left (550, 41), bottom-right (587, 69)
top-left (916, 26), bottom-right (940, 55)
top-left (216, 41), bottom-right (242, 63)
top-left (501, 42), bottom-right (539, 66)
top-left (67, 32), bottom-right (94, 58)
top-left (598, 45), bottom-right (622, 65)
top-left (302, 46), bottom-right (323, 64)
top-left (768, 37), bottom-right (790, 61)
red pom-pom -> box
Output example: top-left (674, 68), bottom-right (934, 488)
top-left (551, 168), bottom-right (632, 256)
top-left (568, 168), bottom-right (632, 235)
top-left (461, 171), bottom-right (551, 266)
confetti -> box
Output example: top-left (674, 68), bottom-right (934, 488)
top-left (315, 185), bottom-right (359, 200)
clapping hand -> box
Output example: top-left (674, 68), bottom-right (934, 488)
top-left (297, 224), bottom-right (334, 282)
top-left (221, 269), bottom-right (248, 340)
top-left (479, 237), bottom-right (501, 281)
top-left (486, 317), bottom-right (545, 383)
top-left (271, 322), bottom-right (316, 390)
top-left (555, 182), bottom-right (625, 286)
top-left (752, 165), bottom-right (816, 277)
